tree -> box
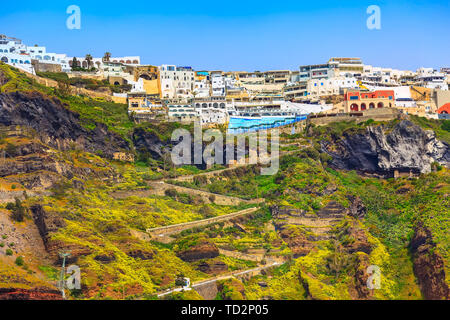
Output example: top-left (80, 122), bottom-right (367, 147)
top-left (71, 57), bottom-right (78, 70)
top-left (15, 256), bottom-right (24, 266)
top-left (175, 273), bottom-right (186, 287)
top-left (85, 54), bottom-right (93, 69)
top-left (103, 52), bottom-right (111, 62)
top-left (7, 198), bottom-right (26, 222)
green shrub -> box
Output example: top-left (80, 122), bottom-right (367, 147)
top-left (164, 188), bottom-right (178, 198)
top-left (303, 147), bottom-right (320, 160)
top-left (15, 256), bottom-right (24, 266)
top-left (8, 198), bottom-right (26, 222)
top-left (431, 162), bottom-right (443, 171)
top-left (319, 152), bottom-right (333, 165)
top-left (5, 203), bottom-right (14, 210)
top-left (5, 143), bottom-right (18, 157)
top-left (5, 249), bottom-right (13, 256)
top-left (441, 120), bottom-right (450, 132)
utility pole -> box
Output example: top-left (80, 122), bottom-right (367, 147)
top-left (59, 252), bottom-right (71, 299)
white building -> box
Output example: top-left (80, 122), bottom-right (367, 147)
top-left (67, 56), bottom-right (140, 70)
top-left (167, 103), bottom-right (197, 122)
top-left (307, 76), bottom-right (358, 98)
top-left (362, 65), bottom-right (416, 86)
top-left (193, 79), bottom-right (211, 98)
top-left (101, 61), bottom-right (134, 82)
top-left (415, 67), bottom-right (448, 90)
top-left (211, 72), bottom-right (226, 96)
top-left (0, 35), bottom-right (71, 73)
top-left (160, 65), bottom-right (195, 99)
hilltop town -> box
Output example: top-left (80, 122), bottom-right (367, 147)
top-left (1, 34), bottom-right (449, 133)
top-left (0, 33), bottom-right (449, 301)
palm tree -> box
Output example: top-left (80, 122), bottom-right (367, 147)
top-left (85, 54), bottom-right (93, 69)
top-left (103, 52), bottom-right (111, 62)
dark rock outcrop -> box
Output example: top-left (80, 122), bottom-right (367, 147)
top-left (321, 120), bottom-right (450, 175)
top-left (346, 195), bottom-right (367, 219)
top-left (353, 253), bottom-right (374, 300)
top-left (279, 227), bottom-right (316, 258)
top-left (94, 253), bottom-right (116, 263)
top-left (127, 249), bottom-right (154, 260)
top-left (197, 259), bottom-right (228, 274)
top-left (31, 204), bottom-right (92, 264)
top-left (177, 241), bottom-right (219, 262)
top-left (0, 91), bottom-right (131, 159)
top-left (31, 204), bottom-right (66, 249)
top-left (410, 223), bottom-right (449, 300)
top-left (337, 221), bottom-right (373, 255)
top-left (132, 127), bottom-right (167, 160)
top-left (0, 287), bottom-right (62, 300)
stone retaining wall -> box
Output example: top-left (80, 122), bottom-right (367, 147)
top-left (147, 207), bottom-right (258, 237)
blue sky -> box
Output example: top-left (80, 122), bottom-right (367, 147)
top-left (0, 0), bottom-right (448, 71)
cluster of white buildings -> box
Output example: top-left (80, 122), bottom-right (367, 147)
top-left (0, 34), bottom-right (140, 77)
top-left (1, 34), bottom-right (449, 127)
top-left (165, 98), bottom-right (332, 126)
top-left (0, 35), bottom-right (71, 73)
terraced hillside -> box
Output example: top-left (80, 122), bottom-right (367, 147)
top-left (0, 63), bottom-right (449, 300)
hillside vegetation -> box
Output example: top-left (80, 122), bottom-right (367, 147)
top-left (0, 63), bottom-right (448, 300)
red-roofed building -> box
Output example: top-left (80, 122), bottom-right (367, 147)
top-left (344, 89), bottom-right (395, 112)
top-left (437, 103), bottom-right (450, 114)
top-left (438, 103), bottom-right (450, 119)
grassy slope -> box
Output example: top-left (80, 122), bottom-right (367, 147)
top-left (1, 63), bottom-right (448, 299)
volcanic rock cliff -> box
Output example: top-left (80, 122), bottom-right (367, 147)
top-left (410, 223), bottom-right (449, 300)
top-left (0, 91), bottom-right (131, 158)
top-left (321, 120), bottom-right (450, 175)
